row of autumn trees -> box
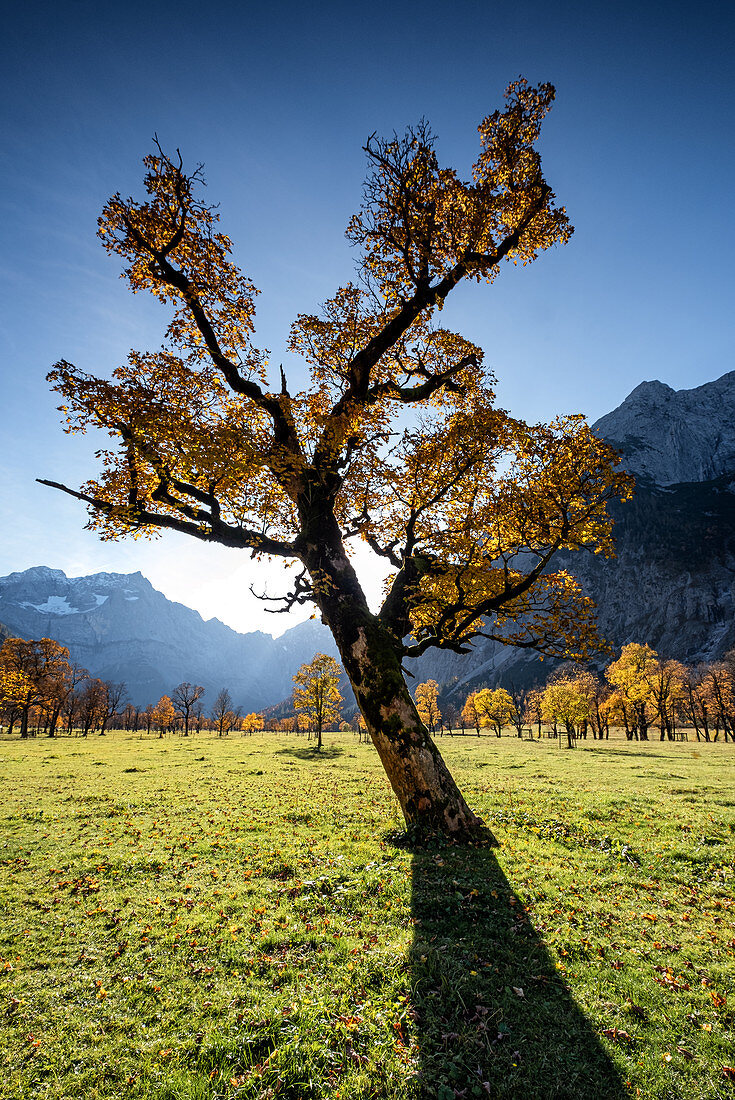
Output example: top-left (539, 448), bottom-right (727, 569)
top-left (0, 638), bottom-right (348, 743)
top-left (0, 636), bottom-right (267, 739)
top-left (5, 636), bottom-right (735, 748)
top-left (453, 643), bottom-right (735, 746)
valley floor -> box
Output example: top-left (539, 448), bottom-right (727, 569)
top-left (1, 731), bottom-right (733, 1099)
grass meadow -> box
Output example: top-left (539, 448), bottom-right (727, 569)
top-left (1, 730), bottom-right (733, 1100)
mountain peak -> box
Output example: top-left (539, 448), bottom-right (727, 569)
top-left (594, 370), bottom-right (735, 486)
top-left (4, 566), bottom-right (67, 584)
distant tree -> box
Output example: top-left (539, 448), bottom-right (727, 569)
top-left (152, 694), bottom-right (176, 737)
top-left (680, 665), bottom-right (711, 742)
top-left (143, 703), bottom-right (155, 735)
top-left (462, 692), bottom-right (482, 736)
top-left (701, 662), bottom-right (734, 741)
top-left (121, 702), bottom-right (138, 731)
top-left (474, 686), bottom-right (513, 737)
top-left (241, 711), bottom-right (264, 735)
top-left (293, 653), bottom-right (343, 751)
top-left (642, 657), bottom-right (686, 741)
top-left (44, 660), bottom-right (89, 737)
top-left (585, 675), bottom-right (611, 740)
top-left (98, 681), bottom-right (127, 735)
top-left (78, 678), bottom-right (108, 737)
top-left (172, 681), bottom-right (205, 737)
top-left (192, 702), bottom-right (205, 733)
top-left (524, 688), bottom-right (544, 738)
top-left (414, 680), bottom-right (441, 734)
top-left (606, 643), bottom-right (662, 740)
top-left (211, 689), bottom-right (233, 737)
top-left (0, 667), bottom-right (29, 735)
top-left (506, 683), bottom-right (529, 738)
top-left (443, 702), bottom-right (460, 735)
top-left (540, 675), bottom-right (589, 748)
top-left (0, 638), bottom-right (73, 738)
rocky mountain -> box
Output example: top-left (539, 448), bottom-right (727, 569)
top-left (0, 567), bottom-right (336, 710)
top-left (594, 372), bottom-right (735, 486)
top-left (413, 371), bottom-right (735, 698)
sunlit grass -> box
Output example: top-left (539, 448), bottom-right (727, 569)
top-left (0, 731), bottom-right (733, 1098)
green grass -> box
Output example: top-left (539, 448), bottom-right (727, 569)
top-left (0, 731), bottom-right (733, 1099)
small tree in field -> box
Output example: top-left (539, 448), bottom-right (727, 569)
top-left (414, 679), bottom-right (441, 734)
top-left (524, 688), bottom-right (544, 738)
top-left (152, 694), bottom-right (176, 737)
top-left (293, 653), bottom-right (343, 751)
top-left (211, 689), bottom-right (234, 737)
top-left (462, 691), bottom-right (482, 736)
top-left (541, 675), bottom-right (589, 748)
top-left (172, 681), bottom-right (205, 736)
top-left (474, 686), bottom-right (513, 737)
top-left (0, 638), bottom-right (72, 739)
top-left (241, 711), bottom-right (264, 735)
top-left (41, 80), bottom-right (631, 841)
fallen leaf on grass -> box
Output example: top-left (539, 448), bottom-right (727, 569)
top-left (723, 1067), bottom-right (735, 1081)
top-left (602, 1028), bottom-right (633, 1046)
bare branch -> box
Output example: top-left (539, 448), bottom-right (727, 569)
top-left (249, 567), bottom-right (314, 614)
top-left (36, 479), bottom-right (298, 558)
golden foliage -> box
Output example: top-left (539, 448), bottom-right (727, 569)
top-left (292, 653), bottom-right (343, 734)
top-left (414, 679), bottom-right (441, 732)
top-left (45, 82), bottom-right (631, 666)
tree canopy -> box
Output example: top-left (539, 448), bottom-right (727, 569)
top-left (42, 80), bottom-right (631, 840)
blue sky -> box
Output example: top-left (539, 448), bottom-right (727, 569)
top-left (1, 0), bottom-right (733, 635)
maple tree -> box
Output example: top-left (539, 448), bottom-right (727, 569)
top-left (461, 691), bottom-right (483, 736)
top-left (42, 79), bottom-right (631, 841)
top-left (241, 711), bottom-right (265, 735)
top-left (414, 679), bottom-right (441, 734)
top-left (606, 643), bottom-right (658, 741)
top-left (0, 638), bottom-right (73, 739)
top-left (292, 653), bottom-right (343, 750)
top-left (540, 672), bottom-right (590, 748)
top-left (211, 688), bottom-right (236, 737)
top-left (474, 686), bottom-right (514, 737)
top-left (151, 694), bottom-right (176, 736)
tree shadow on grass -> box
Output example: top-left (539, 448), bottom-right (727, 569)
top-left (408, 844), bottom-right (626, 1099)
top-left (275, 745), bottom-right (345, 761)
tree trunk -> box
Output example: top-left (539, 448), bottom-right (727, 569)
top-left (306, 535), bottom-right (495, 845)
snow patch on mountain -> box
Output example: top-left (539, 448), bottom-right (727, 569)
top-left (21, 596), bottom-right (77, 615)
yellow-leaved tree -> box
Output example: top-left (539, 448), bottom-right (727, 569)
top-left (41, 80), bottom-right (631, 842)
top-left (292, 653), bottom-right (343, 751)
top-left (414, 680), bottom-right (441, 734)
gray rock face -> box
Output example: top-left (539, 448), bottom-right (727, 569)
top-left (594, 372), bottom-right (735, 486)
top-left (413, 371), bottom-right (735, 696)
top-left (0, 567), bottom-right (336, 710)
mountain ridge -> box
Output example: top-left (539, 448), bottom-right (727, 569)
top-left (0, 566), bottom-right (336, 710)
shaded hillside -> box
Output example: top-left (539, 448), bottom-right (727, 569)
top-left (412, 372), bottom-right (735, 699)
top-left (0, 567), bottom-right (336, 710)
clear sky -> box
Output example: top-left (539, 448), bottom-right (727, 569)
top-left (1, 0), bottom-right (733, 636)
